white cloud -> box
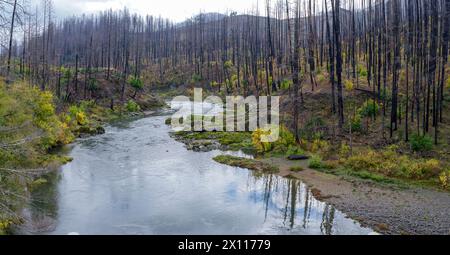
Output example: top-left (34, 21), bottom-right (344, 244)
top-left (32, 0), bottom-right (259, 22)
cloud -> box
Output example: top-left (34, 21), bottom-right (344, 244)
top-left (31, 0), bottom-right (258, 22)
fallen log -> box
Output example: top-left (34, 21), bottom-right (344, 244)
top-left (287, 155), bottom-right (310, 161)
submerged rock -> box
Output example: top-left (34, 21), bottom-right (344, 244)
top-left (76, 125), bottom-right (106, 138)
top-left (95, 126), bottom-right (106, 134)
top-left (186, 140), bottom-right (221, 152)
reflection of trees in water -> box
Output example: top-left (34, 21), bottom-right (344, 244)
top-left (30, 172), bottom-right (59, 217)
top-left (289, 179), bottom-right (298, 229)
top-left (250, 173), bottom-right (335, 234)
top-left (263, 174), bottom-right (274, 220)
top-left (303, 188), bottom-right (312, 229)
top-left (27, 172), bottom-right (60, 228)
top-left (320, 205), bottom-right (336, 235)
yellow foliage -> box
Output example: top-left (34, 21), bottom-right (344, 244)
top-left (57, 122), bottom-right (75, 145)
top-left (35, 91), bottom-right (56, 117)
top-left (309, 139), bottom-right (330, 156)
top-left (344, 80), bottom-right (355, 91)
top-left (76, 111), bottom-right (87, 126)
top-left (439, 171), bottom-right (449, 190)
top-left (1, 82), bottom-right (75, 150)
top-left (252, 128), bottom-right (273, 153)
top-left (344, 149), bottom-right (444, 181)
top-left (407, 159), bottom-right (441, 180)
top-left (316, 74), bottom-right (325, 83)
top-left (0, 220), bottom-right (13, 234)
top-left (251, 125), bottom-right (297, 154)
top-left (339, 142), bottom-right (351, 158)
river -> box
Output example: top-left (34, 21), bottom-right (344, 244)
top-left (16, 110), bottom-right (373, 235)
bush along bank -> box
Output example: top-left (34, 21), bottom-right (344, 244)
top-left (0, 81), bottom-right (165, 234)
top-left (166, 115), bottom-right (449, 191)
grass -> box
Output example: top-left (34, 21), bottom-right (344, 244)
top-left (308, 155), bottom-right (337, 170)
top-left (177, 126), bottom-right (448, 191)
top-left (342, 149), bottom-right (445, 181)
top-left (289, 166), bottom-right (305, 172)
top-left (213, 155), bottom-right (279, 173)
top-left (346, 170), bottom-right (395, 183)
top-left (308, 155), bottom-right (325, 169)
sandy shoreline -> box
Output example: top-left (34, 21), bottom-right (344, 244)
top-left (175, 136), bottom-right (450, 235)
top-left (260, 157), bottom-right (450, 235)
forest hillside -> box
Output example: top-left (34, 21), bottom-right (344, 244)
top-left (0, 0), bottom-right (449, 235)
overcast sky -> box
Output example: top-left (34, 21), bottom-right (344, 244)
top-left (33, 0), bottom-right (260, 22)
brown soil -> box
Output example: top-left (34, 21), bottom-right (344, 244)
top-left (260, 157), bottom-right (450, 235)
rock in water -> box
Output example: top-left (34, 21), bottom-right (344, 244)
top-left (96, 126), bottom-right (106, 134)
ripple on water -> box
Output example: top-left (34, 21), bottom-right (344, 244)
top-left (16, 115), bottom-right (372, 235)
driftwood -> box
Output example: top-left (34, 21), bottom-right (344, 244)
top-left (287, 155), bottom-right (310, 161)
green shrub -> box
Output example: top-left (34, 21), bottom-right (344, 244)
top-left (344, 151), bottom-right (379, 172)
top-left (126, 100), bottom-right (141, 112)
top-left (87, 78), bottom-right (99, 92)
top-left (339, 142), bottom-right (351, 158)
top-left (286, 145), bottom-right (305, 156)
top-left (344, 80), bottom-right (354, 91)
top-left (280, 79), bottom-right (292, 90)
top-left (79, 100), bottom-right (96, 112)
top-left (210, 81), bottom-right (219, 87)
top-left (402, 159), bottom-right (442, 180)
top-left (309, 155), bottom-right (324, 169)
top-left (1, 82), bottom-right (74, 152)
top-left (191, 74), bottom-right (202, 83)
top-left (129, 77), bottom-right (143, 90)
top-left (410, 134), bottom-right (433, 152)
top-left (274, 126), bottom-right (296, 152)
top-left (68, 105), bottom-right (88, 126)
top-left (358, 99), bottom-right (380, 118)
top-left (307, 155), bottom-right (337, 170)
top-left (358, 64), bottom-right (368, 77)
top-left (1, 82), bottom-right (78, 230)
top-left (343, 149), bottom-right (443, 181)
top-left (224, 60), bottom-right (233, 69)
top-left (33, 90), bottom-right (74, 149)
top-left (349, 114), bottom-right (362, 132)
top-left (252, 125), bottom-right (296, 154)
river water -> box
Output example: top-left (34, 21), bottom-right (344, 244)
top-left (17, 110), bottom-right (372, 235)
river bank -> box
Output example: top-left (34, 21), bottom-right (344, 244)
top-left (261, 157), bottom-right (450, 235)
top-left (2, 83), bottom-right (447, 235)
top-left (170, 129), bottom-right (450, 235)
top-left (12, 113), bottom-right (373, 235)
top-left (0, 82), bottom-right (167, 234)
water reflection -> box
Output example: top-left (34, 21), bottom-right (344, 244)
top-left (16, 172), bottom-right (60, 233)
top-left (247, 174), bottom-right (347, 235)
top-left (16, 114), bottom-right (371, 235)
